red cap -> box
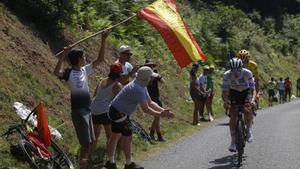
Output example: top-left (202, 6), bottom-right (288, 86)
top-left (110, 63), bottom-right (123, 74)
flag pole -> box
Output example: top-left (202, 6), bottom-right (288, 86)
top-left (54, 14), bottom-right (137, 57)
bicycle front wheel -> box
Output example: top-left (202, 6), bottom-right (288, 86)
top-left (236, 119), bottom-right (245, 167)
top-left (19, 139), bottom-right (47, 169)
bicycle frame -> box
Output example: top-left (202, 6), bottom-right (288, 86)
top-left (128, 119), bottom-right (153, 143)
top-left (2, 104), bottom-right (74, 169)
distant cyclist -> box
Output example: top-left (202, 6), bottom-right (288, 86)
top-left (237, 49), bottom-right (260, 109)
top-left (222, 58), bottom-right (256, 152)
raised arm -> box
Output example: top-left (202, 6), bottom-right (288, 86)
top-left (92, 30), bottom-right (110, 68)
top-left (54, 46), bottom-right (72, 78)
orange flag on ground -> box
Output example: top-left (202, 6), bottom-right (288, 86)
top-left (138, 0), bottom-right (206, 68)
top-left (36, 102), bottom-right (51, 147)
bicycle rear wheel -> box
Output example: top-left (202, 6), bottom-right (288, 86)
top-left (236, 119), bottom-right (246, 167)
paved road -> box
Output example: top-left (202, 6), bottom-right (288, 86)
top-left (142, 99), bottom-right (300, 169)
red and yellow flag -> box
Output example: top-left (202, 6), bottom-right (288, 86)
top-left (138, 0), bottom-right (206, 68)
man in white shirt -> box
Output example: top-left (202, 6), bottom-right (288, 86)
top-left (115, 45), bottom-right (139, 85)
top-left (277, 77), bottom-right (285, 103)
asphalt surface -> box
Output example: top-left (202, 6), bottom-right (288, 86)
top-left (142, 99), bottom-right (300, 169)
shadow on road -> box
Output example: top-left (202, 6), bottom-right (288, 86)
top-left (208, 154), bottom-right (236, 169)
top-left (216, 122), bottom-right (229, 126)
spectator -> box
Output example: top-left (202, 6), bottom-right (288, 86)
top-left (267, 77), bottom-right (276, 106)
top-left (198, 65), bottom-right (210, 121)
top-left (277, 77), bottom-right (285, 104)
top-left (115, 45), bottom-right (139, 85)
top-left (105, 66), bottom-right (174, 169)
top-left (206, 64), bottom-right (215, 122)
top-left (53, 31), bottom-right (110, 169)
top-left (297, 77), bottom-right (300, 97)
top-left (115, 45), bottom-right (139, 154)
top-left (145, 58), bottom-right (166, 141)
top-left (189, 63), bottom-right (201, 125)
top-left (90, 63), bottom-right (123, 155)
top-left (284, 77), bottom-right (292, 102)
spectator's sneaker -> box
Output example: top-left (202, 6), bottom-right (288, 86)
top-left (209, 115), bottom-right (214, 122)
top-left (247, 129), bottom-right (253, 143)
top-left (124, 162), bottom-right (144, 169)
top-left (105, 161), bottom-right (117, 169)
top-left (228, 143), bottom-right (236, 152)
top-left (193, 122), bottom-right (201, 126)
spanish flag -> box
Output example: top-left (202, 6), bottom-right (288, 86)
top-left (138, 0), bottom-right (206, 68)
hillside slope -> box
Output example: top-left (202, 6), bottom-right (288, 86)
top-left (0, 3), bottom-right (119, 168)
top-left (0, 3), bottom-right (195, 168)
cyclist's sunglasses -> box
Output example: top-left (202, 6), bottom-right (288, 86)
top-left (231, 67), bottom-right (242, 72)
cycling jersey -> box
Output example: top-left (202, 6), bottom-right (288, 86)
top-left (244, 60), bottom-right (258, 78)
top-left (222, 68), bottom-right (255, 92)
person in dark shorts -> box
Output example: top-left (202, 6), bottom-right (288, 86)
top-left (297, 77), bottom-right (300, 97)
top-left (105, 66), bottom-right (174, 169)
top-left (145, 58), bottom-right (166, 141)
top-left (284, 77), bottom-right (292, 102)
top-left (54, 30), bottom-right (110, 169)
top-left (267, 77), bottom-right (276, 106)
top-left (189, 63), bottom-right (202, 125)
top-left (90, 63), bottom-right (123, 155)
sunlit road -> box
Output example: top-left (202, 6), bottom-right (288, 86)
top-left (143, 99), bottom-right (300, 169)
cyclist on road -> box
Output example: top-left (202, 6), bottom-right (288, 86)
top-left (237, 49), bottom-right (260, 109)
top-left (222, 58), bottom-right (256, 152)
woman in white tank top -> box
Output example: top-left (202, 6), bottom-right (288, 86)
top-left (90, 63), bottom-right (123, 154)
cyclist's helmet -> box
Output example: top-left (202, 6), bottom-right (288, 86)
top-left (238, 49), bottom-right (250, 61)
top-left (230, 58), bottom-right (243, 70)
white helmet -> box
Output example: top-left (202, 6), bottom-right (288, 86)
top-left (230, 58), bottom-right (243, 70)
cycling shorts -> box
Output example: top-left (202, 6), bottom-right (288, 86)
top-left (229, 89), bottom-right (249, 106)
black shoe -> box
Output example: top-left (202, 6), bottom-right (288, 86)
top-left (105, 161), bottom-right (117, 169)
top-left (199, 117), bottom-right (206, 121)
top-left (157, 132), bottom-right (166, 142)
top-left (124, 162), bottom-right (144, 169)
top-left (149, 128), bottom-right (156, 140)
